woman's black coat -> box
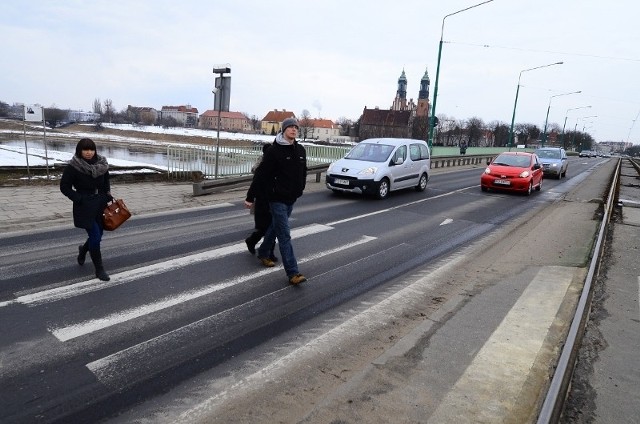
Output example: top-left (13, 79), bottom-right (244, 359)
top-left (60, 164), bottom-right (111, 230)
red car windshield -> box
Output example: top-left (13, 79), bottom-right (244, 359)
top-left (492, 154), bottom-right (531, 167)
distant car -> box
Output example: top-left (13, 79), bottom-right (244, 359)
top-left (579, 150), bottom-right (595, 158)
top-left (534, 147), bottom-right (568, 179)
top-left (325, 138), bottom-right (431, 199)
top-left (480, 151), bottom-right (543, 195)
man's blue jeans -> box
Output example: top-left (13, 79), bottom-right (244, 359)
top-left (258, 201), bottom-right (299, 277)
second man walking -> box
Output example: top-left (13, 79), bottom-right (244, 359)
top-left (253, 117), bottom-right (308, 285)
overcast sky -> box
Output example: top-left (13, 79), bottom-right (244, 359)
top-left (2, 0), bottom-right (639, 143)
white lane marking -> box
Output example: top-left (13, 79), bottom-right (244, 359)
top-left (428, 266), bottom-right (576, 423)
top-left (440, 218), bottom-right (453, 226)
top-left (54, 235), bottom-right (376, 342)
top-left (0, 224), bottom-right (332, 308)
top-left (87, 236), bottom-right (454, 391)
top-left (326, 186), bottom-right (477, 226)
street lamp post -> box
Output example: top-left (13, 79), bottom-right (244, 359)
top-left (541, 90), bottom-right (581, 147)
top-left (212, 66), bottom-right (231, 179)
top-left (507, 61), bottom-right (563, 149)
top-left (427, 0), bottom-right (494, 151)
top-left (573, 115), bottom-right (597, 150)
top-left (560, 105), bottom-right (591, 149)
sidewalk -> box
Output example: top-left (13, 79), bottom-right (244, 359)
top-left (0, 165), bottom-right (482, 234)
top-left (563, 159), bottom-right (640, 422)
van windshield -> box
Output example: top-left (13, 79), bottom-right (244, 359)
top-left (345, 143), bottom-right (394, 162)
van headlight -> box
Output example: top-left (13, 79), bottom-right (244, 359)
top-left (358, 167), bottom-right (378, 175)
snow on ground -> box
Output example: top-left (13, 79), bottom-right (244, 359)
top-left (0, 122), bottom-right (272, 168)
top-left (0, 144), bottom-right (165, 170)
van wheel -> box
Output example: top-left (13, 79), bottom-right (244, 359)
top-left (377, 178), bottom-right (390, 199)
top-left (415, 173), bottom-right (428, 192)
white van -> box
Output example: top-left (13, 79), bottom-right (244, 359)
top-left (325, 138), bottom-right (431, 199)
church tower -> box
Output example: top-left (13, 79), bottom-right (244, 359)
top-left (391, 69), bottom-right (408, 111)
top-left (416, 67), bottom-right (430, 117)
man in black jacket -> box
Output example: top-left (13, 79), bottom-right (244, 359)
top-left (252, 118), bottom-right (307, 284)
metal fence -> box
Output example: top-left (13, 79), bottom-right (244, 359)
top-left (166, 143), bottom-right (526, 180)
top-left (167, 143), bottom-right (351, 180)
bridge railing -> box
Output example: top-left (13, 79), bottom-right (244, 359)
top-left (168, 143), bottom-right (350, 181)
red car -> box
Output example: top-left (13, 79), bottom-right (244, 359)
top-left (480, 152), bottom-right (543, 195)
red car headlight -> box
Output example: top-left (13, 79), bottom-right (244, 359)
top-left (519, 170), bottom-right (530, 178)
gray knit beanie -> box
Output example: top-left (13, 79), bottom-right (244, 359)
top-left (281, 117), bottom-right (299, 132)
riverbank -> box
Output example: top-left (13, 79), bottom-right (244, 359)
top-left (0, 119), bottom-right (258, 149)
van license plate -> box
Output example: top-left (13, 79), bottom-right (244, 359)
top-left (494, 179), bottom-right (510, 185)
top-left (335, 179), bottom-right (349, 186)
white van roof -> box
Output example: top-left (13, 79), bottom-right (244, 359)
top-left (361, 138), bottom-right (428, 145)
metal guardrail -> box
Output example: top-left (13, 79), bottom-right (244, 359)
top-left (168, 144), bottom-right (350, 180)
top-left (536, 158), bottom-right (622, 423)
top-left (171, 142), bottom-right (497, 182)
top-left (191, 153), bottom-right (492, 196)
top-left (192, 164), bottom-right (329, 196)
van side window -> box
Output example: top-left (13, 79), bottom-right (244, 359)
top-left (410, 144), bottom-right (420, 161)
top-left (410, 143), bottom-right (430, 161)
top-left (420, 144), bottom-right (430, 159)
top-left (393, 145), bottom-right (407, 163)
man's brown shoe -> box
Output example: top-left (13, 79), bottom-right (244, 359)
top-left (259, 257), bottom-right (275, 267)
top-left (289, 273), bottom-right (307, 284)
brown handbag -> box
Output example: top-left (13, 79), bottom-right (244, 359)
top-left (102, 199), bottom-right (131, 231)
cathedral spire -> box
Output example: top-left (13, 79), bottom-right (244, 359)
top-left (419, 67), bottom-right (430, 100)
top-left (392, 69), bottom-right (408, 111)
top-left (397, 69), bottom-right (407, 100)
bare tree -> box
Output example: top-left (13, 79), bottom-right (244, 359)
top-left (466, 117), bottom-right (485, 146)
top-left (243, 113), bottom-right (261, 132)
top-left (298, 109), bottom-right (314, 141)
top-left (160, 116), bottom-right (179, 129)
top-left (103, 99), bottom-right (114, 124)
top-left (411, 116), bottom-right (429, 141)
top-left (127, 106), bottom-right (141, 124)
top-left (0, 101), bottom-right (9, 117)
top-left (140, 111), bottom-right (156, 126)
top-left (92, 98), bottom-right (103, 115)
top-left (43, 106), bottom-right (67, 128)
top-left (335, 116), bottom-right (353, 136)
top-left (515, 123), bottom-right (541, 145)
top-left (488, 121), bottom-right (509, 147)
top-left (113, 107), bottom-right (128, 124)
top-left (435, 114), bottom-right (455, 146)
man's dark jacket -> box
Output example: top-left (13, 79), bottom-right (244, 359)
top-left (254, 140), bottom-right (307, 205)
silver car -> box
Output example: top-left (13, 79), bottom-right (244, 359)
top-left (325, 138), bottom-right (431, 199)
top-left (534, 147), bottom-right (568, 179)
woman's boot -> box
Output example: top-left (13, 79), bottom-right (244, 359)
top-left (244, 231), bottom-right (263, 254)
top-left (89, 249), bottom-right (110, 281)
top-left (77, 240), bottom-right (89, 265)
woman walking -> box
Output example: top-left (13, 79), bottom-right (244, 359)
top-left (60, 138), bottom-right (112, 281)
top-left (244, 143), bottom-right (276, 260)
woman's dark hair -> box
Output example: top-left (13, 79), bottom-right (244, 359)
top-left (75, 138), bottom-right (97, 157)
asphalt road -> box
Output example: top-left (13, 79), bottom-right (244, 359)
top-left (0, 157), bottom-right (620, 423)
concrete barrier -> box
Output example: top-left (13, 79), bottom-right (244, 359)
top-left (193, 164), bottom-right (328, 196)
top-left (192, 155), bottom-right (494, 196)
